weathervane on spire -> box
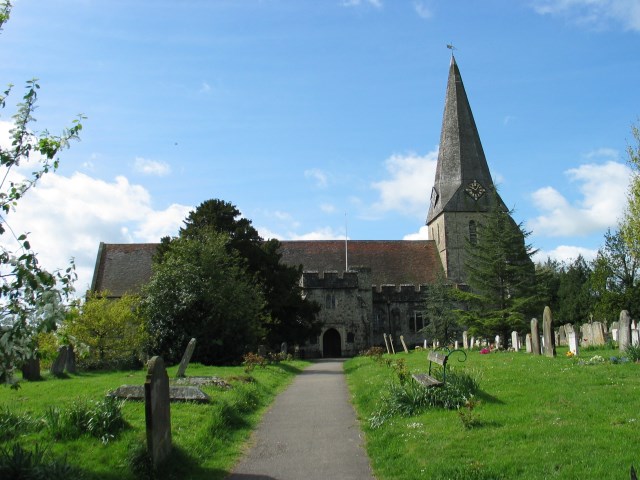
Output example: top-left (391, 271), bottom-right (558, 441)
top-left (446, 43), bottom-right (456, 56)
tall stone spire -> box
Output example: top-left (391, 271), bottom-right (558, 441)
top-left (427, 55), bottom-right (498, 225)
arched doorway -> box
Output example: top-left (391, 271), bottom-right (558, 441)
top-left (322, 328), bottom-right (342, 358)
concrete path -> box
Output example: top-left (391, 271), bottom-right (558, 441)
top-left (226, 359), bottom-right (375, 480)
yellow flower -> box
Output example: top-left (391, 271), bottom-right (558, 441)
top-left (566, 351), bottom-right (574, 357)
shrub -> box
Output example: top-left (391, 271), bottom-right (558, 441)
top-left (0, 407), bottom-right (39, 441)
top-left (243, 352), bottom-right (267, 372)
top-left (44, 397), bottom-right (126, 443)
top-left (625, 344), bottom-right (640, 363)
top-left (360, 346), bottom-right (385, 361)
top-left (0, 443), bottom-right (80, 479)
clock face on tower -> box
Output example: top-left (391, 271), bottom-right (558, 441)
top-left (465, 180), bottom-right (486, 201)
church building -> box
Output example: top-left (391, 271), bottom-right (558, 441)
top-left (91, 56), bottom-right (507, 357)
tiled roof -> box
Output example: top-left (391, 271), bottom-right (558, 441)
top-left (91, 240), bottom-right (442, 296)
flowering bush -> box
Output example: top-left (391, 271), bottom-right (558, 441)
top-left (480, 348), bottom-right (491, 355)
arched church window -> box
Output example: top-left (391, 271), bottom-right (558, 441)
top-left (469, 220), bottom-right (477, 245)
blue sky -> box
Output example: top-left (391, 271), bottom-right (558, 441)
top-left (1, 0), bottom-right (639, 292)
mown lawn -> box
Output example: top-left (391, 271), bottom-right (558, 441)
top-left (345, 347), bottom-right (640, 480)
top-left (1, 360), bottom-right (309, 479)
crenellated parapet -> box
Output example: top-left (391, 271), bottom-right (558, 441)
top-left (301, 270), bottom-right (360, 289)
top-left (373, 284), bottom-right (428, 303)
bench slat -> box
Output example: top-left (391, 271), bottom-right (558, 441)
top-left (427, 351), bottom-right (447, 366)
top-left (411, 373), bottom-right (443, 387)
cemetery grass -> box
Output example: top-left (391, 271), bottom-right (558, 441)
top-left (345, 348), bottom-right (640, 480)
top-left (0, 360), bottom-right (309, 479)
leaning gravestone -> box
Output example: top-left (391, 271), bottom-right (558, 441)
top-left (145, 356), bottom-right (172, 467)
top-left (65, 345), bottom-right (77, 374)
top-left (399, 335), bottom-right (409, 354)
top-left (462, 331), bottom-right (468, 349)
top-left (50, 346), bottom-right (68, 375)
top-left (525, 333), bottom-right (532, 353)
top-left (542, 307), bottom-right (556, 357)
top-left (21, 357), bottom-right (41, 381)
top-left (383, 333), bottom-right (390, 354)
top-left (530, 318), bottom-right (541, 355)
top-left (619, 310), bottom-right (632, 352)
top-left (176, 338), bottom-right (196, 378)
top-left (389, 335), bottom-right (396, 354)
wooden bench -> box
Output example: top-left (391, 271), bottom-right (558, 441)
top-left (412, 349), bottom-right (467, 388)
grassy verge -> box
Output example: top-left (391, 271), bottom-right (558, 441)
top-left (345, 347), bottom-right (640, 480)
top-left (0, 360), bottom-right (308, 479)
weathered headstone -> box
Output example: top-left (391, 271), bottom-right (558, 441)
top-left (557, 326), bottom-right (566, 346)
top-left (389, 335), bottom-right (396, 354)
top-left (632, 319), bottom-right (637, 331)
top-left (511, 331), bottom-right (520, 351)
top-left (591, 322), bottom-right (606, 346)
top-left (176, 338), bottom-right (196, 378)
top-left (21, 357), bottom-right (41, 381)
top-left (530, 318), bottom-right (541, 355)
top-left (632, 329), bottom-right (639, 347)
top-left (145, 356), bottom-right (172, 467)
top-left (423, 339), bottom-right (427, 349)
top-left (50, 346), bottom-right (68, 375)
top-left (65, 345), bottom-right (77, 374)
top-left (462, 331), bottom-right (468, 349)
top-left (612, 328), bottom-right (619, 342)
top-left (399, 335), bottom-right (409, 354)
top-left (383, 333), bottom-right (390, 354)
top-left (258, 344), bottom-right (267, 357)
top-left (454, 340), bottom-right (459, 350)
top-left (525, 333), bottom-right (532, 353)
top-left (568, 331), bottom-right (579, 356)
top-left (470, 336), bottom-right (475, 349)
top-left (619, 310), bottom-right (632, 352)
top-left (280, 342), bottom-right (288, 355)
top-left (495, 335), bottom-right (501, 349)
top-left (542, 306), bottom-right (556, 357)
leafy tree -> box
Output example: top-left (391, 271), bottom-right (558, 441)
top-left (143, 229), bottom-right (266, 364)
top-left (460, 190), bottom-right (538, 343)
top-left (621, 123), bottom-right (640, 260)
top-left (534, 258), bottom-right (562, 313)
top-left (161, 199), bottom-right (321, 348)
top-left (64, 293), bottom-right (147, 370)
top-left (0, 2), bottom-right (82, 385)
top-left (590, 228), bottom-right (640, 320)
top-left (420, 272), bottom-right (462, 346)
top-left (555, 255), bottom-right (593, 324)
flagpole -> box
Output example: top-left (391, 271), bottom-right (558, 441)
top-left (345, 212), bottom-right (348, 272)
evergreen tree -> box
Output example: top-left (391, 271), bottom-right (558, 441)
top-left (420, 272), bottom-right (462, 346)
top-left (460, 190), bottom-right (538, 344)
top-left (555, 255), bottom-right (593, 324)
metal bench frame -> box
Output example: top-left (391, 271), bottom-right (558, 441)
top-left (412, 348), bottom-right (467, 387)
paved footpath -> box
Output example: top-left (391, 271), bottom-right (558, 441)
top-left (226, 359), bottom-right (376, 480)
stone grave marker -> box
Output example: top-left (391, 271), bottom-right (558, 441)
top-left (531, 318), bottom-right (541, 355)
top-left (542, 306), bottom-right (556, 357)
top-left (176, 338), bottom-right (196, 378)
top-left (495, 335), bottom-right (501, 349)
top-left (389, 335), bottom-right (396, 354)
top-left (21, 357), bottom-right (41, 381)
top-left (383, 333), bottom-right (390, 354)
top-left (423, 339), bottom-right (427, 349)
top-left (454, 340), bottom-right (459, 350)
top-left (557, 326), bottom-right (566, 346)
top-left (525, 333), bottom-right (532, 353)
top-left (568, 331), bottom-right (579, 356)
top-left (511, 331), bottom-right (520, 351)
top-left (619, 310), bottom-right (632, 352)
top-left (463, 331), bottom-right (468, 349)
top-left (50, 346), bottom-right (68, 375)
top-left (470, 336), bottom-right (475, 349)
top-left (632, 329), bottom-right (639, 347)
top-left (591, 322), bottom-right (606, 346)
top-left (258, 344), bottom-right (267, 357)
top-left (145, 356), bottom-right (172, 467)
top-left (281, 342), bottom-right (288, 355)
top-left (612, 328), bottom-right (619, 342)
top-left (399, 335), bottom-right (409, 354)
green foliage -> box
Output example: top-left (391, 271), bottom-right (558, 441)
top-left (555, 255), bottom-right (593, 323)
top-left (143, 230), bottom-right (266, 364)
top-left (461, 189), bottom-right (538, 341)
top-left (0, 2), bottom-right (82, 386)
top-left (64, 293), bottom-right (147, 370)
top-left (0, 406), bottom-right (39, 441)
top-left (242, 352), bottom-right (267, 372)
top-left (0, 443), bottom-right (80, 480)
top-left (622, 123), bottom-right (640, 262)
top-left (420, 272), bottom-right (462, 346)
top-left (624, 344), bottom-right (640, 362)
top-left (164, 199), bottom-right (322, 349)
top-left (43, 396), bottom-right (126, 444)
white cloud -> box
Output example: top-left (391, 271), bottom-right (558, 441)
top-left (531, 0), bottom-right (640, 31)
top-left (133, 157), bottom-right (171, 176)
top-left (340, 0), bottom-right (382, 8)
top-left (257, 225), bottom-right (345, 241)
top-left (0, 171), bottom-right (191, 293)
top-left (414, 1), bottom-right (433, 19)
top-left (304, 168), bottom-right (329, 188)
top-left (320, 203), bottom-right (336, 213)
top-left (533, 245), bottom-right (598, 264)
top-left (371, 148), bottom-right (438, 218)
top-left (403, 225), bottom-right (430, 240)
top-left (528, 160), bottom-right (630, 237)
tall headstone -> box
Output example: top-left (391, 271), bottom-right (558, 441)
top-left (145, 356), bottom-right (172, 467)
top-left (65, 345), bottom-right (77, 374)
top-left (511, 331), bottom-right (520, 351)
top-left (383, 334), bottom-right (390, 354)
top-left (454, 340), bottom-right (459, 350)
top-left (423, 339), bottom-right (427, 349)
top-left (591, 322), bottom-right (606, 346)
top-left (632, 329), bottom-right (639, 347)
top-left (462, 331), bottom-right (468, 349)
top-left (525, 333), bottom-right (532, 353)
top-left (557, 325), bottom-right (567, 346)
top-left (495, 335), bottom-right (501, 349)
top-left (619, 310), bottom-right (632, 352)
top-left (21, 357), bottom-right (41, 381)
top-left (280, 342), bottom-right (288, 355)
top-left (542, 307), bottom-right (556, 357)
top-left (50, 346), bottom-right (68, 376)
top-left (568, 331), bottom-right (579, 356)
top-left (399, 335), bottom-right (409, 354)
top-left (176, 338), bottom-right (196, 378)
top-left (530, 318), bottom-right (541, 355)
top-left (612, 328), bottom-right (619, 342)
top-left (470, 336), bottom-right (475, 349)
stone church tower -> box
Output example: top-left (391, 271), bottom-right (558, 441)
top-left (427, 55), bottom-right (506, 285)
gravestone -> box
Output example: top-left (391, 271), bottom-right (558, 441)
top-left (612, 328), bottom-right (619, 342)
top-left (632, 329), bottom-right (639, 347)
top-left (50, 346), bottom-right (68, 375)
top-left (258, 344), bottom-right (267, 357)
top-left (525, 333), bottom-right (532, 353)
top-left (65, 345), bottom-right (77, 374)
top-left (530, 318), bottom-right (541, 355)
top-left (633, 320), bottom-right (638, 331)
top-left (423, 339), bottom-right (427, 349)
top-left (495, 335), bottom-right (501, 349)
top-left (389, 335), bottom-right (396, 354)
top-left (542, 307), bottom-right (556, 357)
top-left (619, 310), bottom-right (632, 352)
top-left (383, 334), bottom-right (390, 354)
top-left (399, 335), bottom-right (409, 354)
top-left (568, 331), bottom-right (579, 356)
top-left (470, 337), bottom-right (475, 349)
top-left (176, 338), bottom-right (196, 378)
top-left (281, 342), bottom-right (288, 355)
top-left (557, 326), bottom-right (566, 346)
top-left (454, 340), bottom-right (459, 350)
top-left (591, 322), bottom-right (606, 346)
top-left (145, 356), bottom-right (172, 467)
top-left (511, 331), bottom-right (520, 351)
top-left (21, 357), bottom-right (41, 381)
top-left (462, 331), bottom-right (468, 349)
